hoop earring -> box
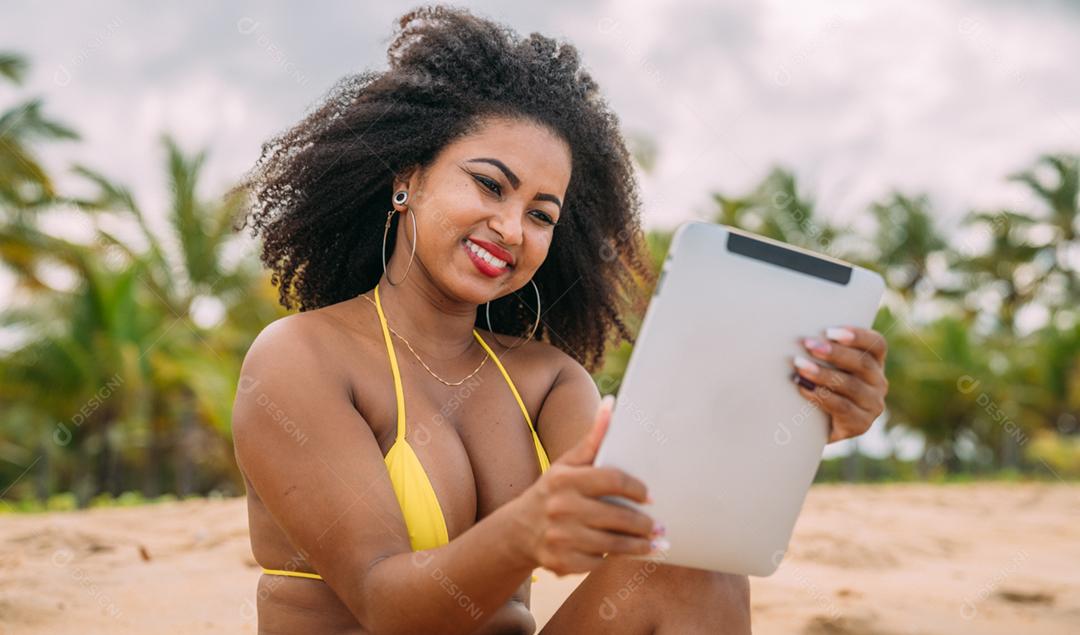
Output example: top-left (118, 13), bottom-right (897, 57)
top-left (485, 279), bottom-right (541, 350)
top-left (382, 190), bottom-right (417, 285)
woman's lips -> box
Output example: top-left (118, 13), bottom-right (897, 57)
top-left (467, 237), bottom-right (515, 265)
top-left (463, 238), bottom-right (511, 278)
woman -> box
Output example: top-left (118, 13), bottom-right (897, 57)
top-left (231, 6), bottom-right (889, 634)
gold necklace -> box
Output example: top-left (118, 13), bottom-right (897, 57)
top-left (361, 292), bottom-right (490, 387)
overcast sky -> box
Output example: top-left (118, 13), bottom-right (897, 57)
top-left (3, 0), bottom-right (1078, 457)
top-left (4, 0), bottom-right (1078, 234)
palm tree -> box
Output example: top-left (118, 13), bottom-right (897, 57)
top-left (1010, 322), bottom-right (1080, 465)
top-left (710, 167), bottom-right (847, 256)
top-left (870, 192), bottom-right (948, 308)
top-left (953, 210), bottom-right (1043, 336)
top-left (1011, 154), bottom-right (1079, 243)
top-left (1, 124), bottom-right (281, 505)
top-left (0, 246), bottom-right (170, 505)
top-left (944, 156), bottom-right (1080, 469)
top-left (0, 52), bottom-right (85, 503)
top-left (73, 135), bottom-right (264, 323)
top-left (933, 204), bottom-right (1040, 469)
top-left (1009, 154), bottom-right (1080, 315)
top-left (878, 307), bottom-right (993, 474)
top-left (65, 135), bottom-right (280, 498)
top-left (0, 53), bottom-right (79, 213)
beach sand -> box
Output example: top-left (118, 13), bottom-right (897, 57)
top-left (1, 483), bottom-right (1077, 634)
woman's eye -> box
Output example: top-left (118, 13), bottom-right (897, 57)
top-left (473, 174), bottom-right (501, 195)
top-left (530, 210), bottom-right (556, 226)
top-left (471, 172), bottom-right (556, 226)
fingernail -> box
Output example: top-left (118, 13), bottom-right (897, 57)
top-left (644, 494), bottom-right (655, 504)
top-left (652, 523), bottom-right (666, 537)
top-left (791, 371), bottom-right (817, 390)
top-left (650, 538), bottom-right (671, 552)
top-left (793, 355), bottom-right (820, 376)
top-left (803, 337), bottom-right (831, 355)
top-left (825, 327), bottom-right (855, 343)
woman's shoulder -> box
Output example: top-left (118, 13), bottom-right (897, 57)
top-left (243, 300), bottom-right (381, 379)
top-left (474, 329), bottom-right (589, 390)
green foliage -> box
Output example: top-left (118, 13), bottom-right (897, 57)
top-left (0, 490), bottom-right (186, 514)
top-left (1026, 431), bottom-right (1080, 479)
top-left (0, 55), bottom-right (290, 507)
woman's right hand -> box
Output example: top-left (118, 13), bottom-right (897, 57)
top-left (516, 395), bottom-right (665, 576)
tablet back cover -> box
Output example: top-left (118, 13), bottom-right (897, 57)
top-left (594, 221), bottom-right (884, 576)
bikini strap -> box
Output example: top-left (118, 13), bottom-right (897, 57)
top-left (261, 567), bottom-right (323, 580)
top-left (472, 330), bottom-right (551, 473)
top-left (373, 284), bottom-right (407, 443)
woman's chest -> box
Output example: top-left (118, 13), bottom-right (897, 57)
top-left (352, 359), bottom-right (552, 538)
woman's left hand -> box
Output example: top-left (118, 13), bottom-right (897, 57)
top-left (792, 326), bottom-right (889, 443)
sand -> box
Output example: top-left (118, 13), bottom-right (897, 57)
top-left (1, 483), bottom-right (1077, 634)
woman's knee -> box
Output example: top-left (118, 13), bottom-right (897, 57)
top-left (659, 565), bottom-right (748, 603)
top-left (598, 557), bottom-right (749, 609)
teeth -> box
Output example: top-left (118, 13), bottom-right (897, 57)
top-left (466, 241), bottom-right (508, 268)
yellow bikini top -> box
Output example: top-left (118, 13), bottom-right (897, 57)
top-left (261, 283), bottom-right (550, 582)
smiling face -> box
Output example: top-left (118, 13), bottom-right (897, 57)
top-left (390, 115), bottom-right (573, 305)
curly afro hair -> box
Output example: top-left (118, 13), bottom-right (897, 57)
top-left (233, 4), bottom-right (655, 372)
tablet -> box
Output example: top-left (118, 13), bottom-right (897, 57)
top-left (593, 221), bottom-right (885, 576)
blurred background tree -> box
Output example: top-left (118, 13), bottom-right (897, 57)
top-left (0, 53), bottom-right (287, 509)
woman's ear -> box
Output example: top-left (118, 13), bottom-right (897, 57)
top-left (392, 164), bottom-right (424, 201)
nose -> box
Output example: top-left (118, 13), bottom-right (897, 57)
top-left (488, 208), bottom-right (523, 247)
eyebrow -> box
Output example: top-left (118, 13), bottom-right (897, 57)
top-left (465, 157), bottom-right (563, 209)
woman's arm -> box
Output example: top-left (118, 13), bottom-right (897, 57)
top-left (233, 316), bottom-right (539, 635)
top-left (533, 355), bottom-right (604, 462)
